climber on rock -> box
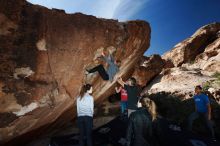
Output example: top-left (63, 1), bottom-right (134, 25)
top-left (86, 49), bottom-right (121, 81)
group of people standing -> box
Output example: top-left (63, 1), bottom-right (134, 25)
top-left (76, 76), bottom-right (154, 146)
top-left (76, 49), bottom-right (216, 146)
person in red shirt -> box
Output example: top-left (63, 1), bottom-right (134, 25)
top-left (115, 86), bottom-right (128, 115)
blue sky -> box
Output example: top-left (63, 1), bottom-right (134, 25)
top-left (27, 0), bottom-right (220, 56)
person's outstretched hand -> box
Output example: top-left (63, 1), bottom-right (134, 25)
top-left (101, 51), bottom-right (106, 57)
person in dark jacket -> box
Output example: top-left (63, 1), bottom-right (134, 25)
top-left (126, 97), bottom-right (157, 146)
top-left (117, 77), bottom-right (140, 117)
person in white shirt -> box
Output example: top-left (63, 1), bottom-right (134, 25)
top-left (77, 84), bottom-right (94, 146)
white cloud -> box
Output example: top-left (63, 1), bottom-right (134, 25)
top-left (27, 0), bottom-right (149, 21)
top-left (88, 0), bottom-right (122, 19)
top-left (113, 0), bottom-right (149, 21)
top-left (27, 0), bottom-right (120, 19)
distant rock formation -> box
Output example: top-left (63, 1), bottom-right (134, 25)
top-left (144, 67), bottom-right (213, 99)
top-left (140, 23), bottom-right (220, 139)
top-left (143, 23), bottom-right (220, 101)
top-left (0, 0), bottom-right (150, 144)
top-left (194, 37), bottom-right (220, 74)
top-left (162, 23), bottom-right (220, 67)
top-left (131, 23), bottom-right (220, 98)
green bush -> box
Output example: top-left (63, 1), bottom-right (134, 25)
top-left (212, 72), bottom-right (220, 79)
top-left (203, 81), bottom-right (212, 91)
top-left (202, 72), bottom-right (220, 91)
top-left (212, 72), bottom-right (220, 86)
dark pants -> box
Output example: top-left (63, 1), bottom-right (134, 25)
top-left (88, 64), bottom-right (109, 80)
top-left (78, 116), bottom-right (93, 146)
top-left (188, 112), bottom-right (215, 138)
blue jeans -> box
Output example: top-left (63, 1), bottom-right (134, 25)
top-left (78, 116), bottom-right (93, 146)
top-left (188, 112), bottom-right (215, 138)
top-left (120, 101), bottom-right (128, 114)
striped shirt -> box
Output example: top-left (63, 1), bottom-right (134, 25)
top-left (77, 93), bottom-right (94, 117)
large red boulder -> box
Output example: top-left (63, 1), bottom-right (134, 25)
top-left (0, 0), bottom-right (151, 144)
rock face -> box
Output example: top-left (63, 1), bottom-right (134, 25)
top-left (163, 23), bottom-right (220, 67)
top-left (194, 37), bottom-right (220, 74)
top-left (144, 67), bottom-right (214, 99)
top-left (132, 55), bottom-right (165, 87)
top-left (141, 24), bottom-right (220, 138)
top-left (143, 23), bottom-right (220, 100)
top-left (0, 0), bottom-right (150, 144)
